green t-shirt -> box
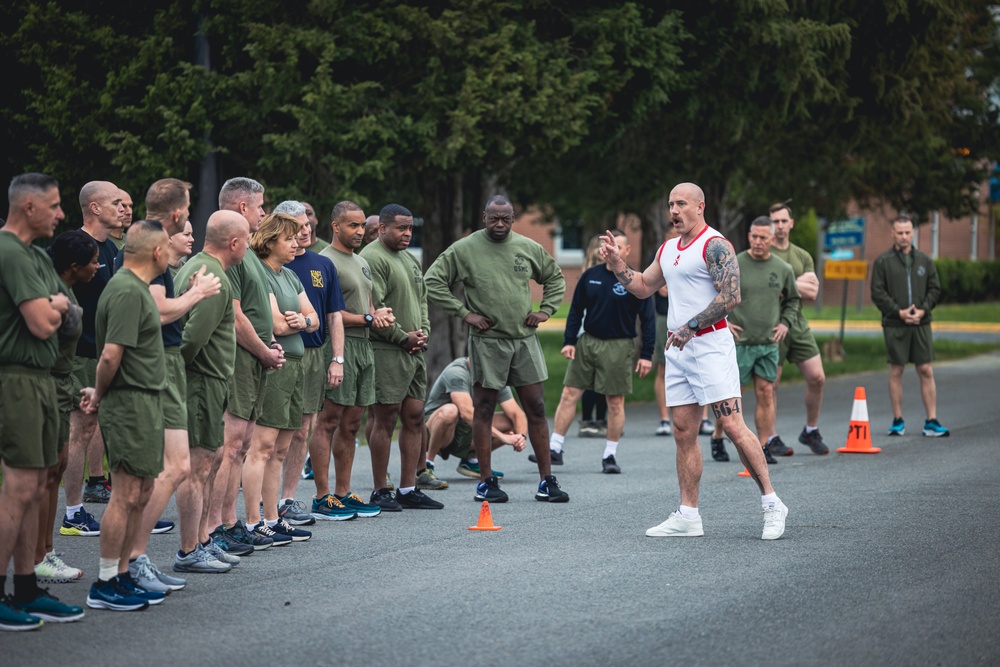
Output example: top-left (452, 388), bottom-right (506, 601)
top-left (263, 263), bottom-right (306, 357)
top-left (226, 252), bottom-right (273, 347)
top-left (424, 357), bottom-right (513, 416)
top-left (0, 231), bottom-right (62, 368)
top-left (728, 252), bottom-right (800, 346)
top-left (176, 252), bottom-right (236, 380)
top-left (53, 285), bottom-right (82, 376)
top-left (308, 238), bottom-right (330, 254)
top-left (769, 242), bottom-right (814, 333)
top-left (96, 268), bottom-right (166, 391)
top-left (359, 240), bottom-right (429, 349)
top-left (320, 245), bottom-right (373, 339)
top-left (424, 230), bottom-right (565, 340)
top-left (110, 234), bottom-right (126, 251)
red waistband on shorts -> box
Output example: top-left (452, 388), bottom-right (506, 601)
top-left (669, 319), bottom-right (727, 338)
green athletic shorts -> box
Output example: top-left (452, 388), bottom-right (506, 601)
top-left (186, 370), bottom-right (229, 451)
top-left (468, 335), bottom-right (547, 391)
top-left (162, 347), bottom-right (188, 430)
top-left (372, 346), bottom-right (426, 405)
top-left (301, 345), bottom-right (328, 415)
top-left (70, 356), bottom-right (97, 410)
top-left (883, 324), bottom-right (935, 366)
top-left (99, 388), bottom-right (164, 479)
top-left (227, 345), bottom-right (268, 421)
top-left (652, 315), bottom-right (668, 371)
top-left (0, 366), bottom-right (59, 468)
top-left (325, 337), bottom-right (376, 407)
top-left (735, 344), bottom-right (779, 385)
top-left (54, 373), bottom-right (75, 447)
top-left (778, 319), bottom-right (821, 364)
top-left (256, 355), bottom-right (304, 430)
top-left (563, 334), bottom-right (635, 396)
top-left (439, 420), bottom-right (473, 461)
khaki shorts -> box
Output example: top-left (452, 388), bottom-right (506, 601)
top-left (100, 388), bottom-right (164, 479)
top-left (735, 344), bottom-right (779, 384)
top-left (162, 347), bottom-right (188, 430)
top-left (883, 324), bottom-right (935, 366)
top-left (54, 373), bottom-right (75, 447)
top-left (468, 335), bottom-right (547, 391)
top-left (186, 370), bottom-right (229, 451)
top-left (301, 345), bottom-right (328, 415)
top-left (373, 346), bottom-right (427, 405)
top-left (227, 345), bottom-right (268, 421)
top-left (257, 355), bottom-right (304, 430)
top-left (651, 315), bottom-right (669, 371)
top-left (70, 356), bottom-right (97, 410)
top-left (326, 337), bottom-right (376, 407)
top-left (0, 366), bottom-right (59, 468)
top-left (778, 321), bottom-right (821, 364)
top-left (563, 334), bottom-right (634, 396)
top-left (439, 420), bottom-right (473, 461)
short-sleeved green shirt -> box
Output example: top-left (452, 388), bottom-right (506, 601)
top-left (226, 252), bottom-right (273, 347)
top-left (0, 231), bottom-right (62, 368)
top-left (263, 263), bottom-right (306, 358)
top-left (770, 242), bottom-right (814, 334)
top-left (319, 246), bottom-right (373, 339)
top-left (176, 252), bottom-right (236, 380)
top-left (424, 357), bottom-right (513, 416)
top-left (727, 252), bottom-right (800, 346)
top-left (96, 268), bottom-right (166, 391)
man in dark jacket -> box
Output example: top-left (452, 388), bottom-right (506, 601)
top-left (870, 215), bottom-right (948, 437)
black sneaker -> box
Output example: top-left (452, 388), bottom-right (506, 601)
top-left (527, 449), bottom-right (563, 465)
top-left (767, 435), bottom-right (793, 457)
top-left (710, 438), bottom-right (730, 462)
top-left (798, 428), bottom-right (830, 455)
top-left (395, 489), bottom-right (444, 510)
top-left (223, 521), bottom-right (272, 551)
top-left (535, 475), bottom-right (569, 503)
top-left (210, 528), bottom-right (254, 556)
top-left (762, 445), bottom-right (778, 465)
top-left (370, 487), bottom-right (402, 512)
top-left (601, 455), bottom-right (621, 474)
top-left (474, 476), bottom-right (508, 503)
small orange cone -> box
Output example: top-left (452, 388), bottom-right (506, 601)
top-left (468, 501), bottom-right (502, 531)
top-left (837, 387), bottom-right (881, 454)
top-left (738, 467), bottom-right (751, 477)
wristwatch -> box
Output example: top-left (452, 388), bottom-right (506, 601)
top-left (332, 355), bottom-right (345, 364)
top-left (363, 313), bottom-right (374, 328)
top-left (687, 318), bottom-right (699, 331)
top-left (304, 316), bottom-right (312, 329)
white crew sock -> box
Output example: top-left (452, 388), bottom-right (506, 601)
top-left (398, 486), bottom-right (414, 495)
top-left (265, 519), bottom-right (278, 528)
top-left (99, 558), bottom-right (119, 582)
top-left (805, 425), bottom-right (818, 434)
top-left (602, 440), bottom-right (619, 459)
top-left (550, 433), bottom-right (565, 453)
top-left (678, 504), bottom-right (699, 520)
top-left (761, 492), bottom-right (779, 509)
top-left (65, 504), bottom-right (83, 520)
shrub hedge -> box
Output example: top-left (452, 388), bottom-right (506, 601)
top-left (935, 259), bottom-right (1000, 303)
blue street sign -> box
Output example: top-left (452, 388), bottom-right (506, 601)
top-left (824, 217), bottom-right (865, 250)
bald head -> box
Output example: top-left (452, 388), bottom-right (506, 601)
top-left (204, 210), bottom-right (248, 248)
top-left (79, 181), bottom-right (123, 235)
top-left (363, 215), bottom-right (380, 243)
top-left (79, 181), bottom-right (118, 210)
top-left (672, 182), bottom-right (705, 204)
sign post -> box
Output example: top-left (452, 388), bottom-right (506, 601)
top-left (823, 260), bottom-right (868, 347)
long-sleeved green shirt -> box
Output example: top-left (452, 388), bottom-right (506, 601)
top-left (871, 246), bottom-right (940, 327)
top-left (727, 252), bottom-right (800, 346)
top-left (176, 252), bottom-right (236, 380)
top-left (425, 230), bottom-right (565, 340)
top-left (359, 240), bottom-right (429, 349)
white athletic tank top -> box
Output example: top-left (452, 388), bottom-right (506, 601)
top-left (657, 224), bottom-right (727, 332)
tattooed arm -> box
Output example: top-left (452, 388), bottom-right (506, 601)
top-left (667, 237), bottom-right (741, 351)
top-left (598, 230), bottom-right (665, 298)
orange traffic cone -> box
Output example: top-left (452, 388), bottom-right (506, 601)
top-left (468, 501), bottom-right (502, 531)
top-left (837, 387), bottom-right (881, 454)
top-left (738, 467), bottom-right (751, 477)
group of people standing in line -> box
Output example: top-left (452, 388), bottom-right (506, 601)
top-left (1, 174), bottom-right (948, 631)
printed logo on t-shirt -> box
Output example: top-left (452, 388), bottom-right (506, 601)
top-left (769, 272), bottom-right (780, 290)
top-left (672, 254), bottom-right (681, 267)
top-left (613, 283), bottom-right (627, 296)
top-left (411, 265), bottom-right (424, 284)
top-left (311, 270), bottom-right (324, 288)
top-left (362, 267), bottom-right (372, 281)
top-left (514, 254), bottom-right (528, 273)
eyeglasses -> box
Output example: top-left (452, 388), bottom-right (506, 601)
top-left (487, 215), bottom-right (514, 224)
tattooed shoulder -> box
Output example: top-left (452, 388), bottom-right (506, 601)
top-left (706, 238), bottom-right (740, 301)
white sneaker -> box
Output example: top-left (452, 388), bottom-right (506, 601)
top-left (761, 500), bottom-right (789, 540)
top-left (35, 551), bottom-right (83, 583)
top-left (655, 420), bottom-right (673, 436)
top-left (646, 511), bottom-right (704, 537)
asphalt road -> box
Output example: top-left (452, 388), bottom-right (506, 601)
top-left (5, 353), bottom-right (999, 666)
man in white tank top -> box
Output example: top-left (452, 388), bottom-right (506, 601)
top-left (600, 182), bottom-right (788, 540)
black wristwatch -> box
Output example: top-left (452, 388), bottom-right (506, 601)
top-left (687, 318), bottom-right (699, 331)
top-left (363, 313), bottom-right (374, 328)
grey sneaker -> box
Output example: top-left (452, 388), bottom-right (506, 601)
top-left (203, 540), bottom-right (241, 566)
top-left (277, 499), bottom-right (317, 526)
top-left (578, 421), bottom-right (599, 437)
top-left (416, 468), bottom-right (449, 490)
top-left (83, 480), bottom-right (111, 503)
top-left (767, 435), bottom-right (793, 457)
top-left (173, 544), bottom-right (232, 573)
top-left (128, 555), bottom-right (172, 594)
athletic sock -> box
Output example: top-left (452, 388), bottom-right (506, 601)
top-left (805, 425), bottom-right (818, 434)
top-left (550, 433), bottom-right (565, 453)
top-left (761, 492), bottom-right (779, 509)
top-left (678, 504), bottom-right (699, 520)
top-left (88, 475), bottom-right (106, 486)
top-left (766, 435), bottom-right (777, 445)
top-left (65, 503), bottom-right (83, 520)
top-left (467, 458), bottom-right (479, 465)
top-left (99, 558), bottom-right (119, 582)
top-left (603, 440), bottom-right (619, 459)
top-left (12, 573), bottom-right (39, 604)
top-left (265, 519), bottom-right (277, 528)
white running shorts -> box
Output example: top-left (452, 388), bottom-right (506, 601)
top-left (663, 328), bottom-right (741, 407)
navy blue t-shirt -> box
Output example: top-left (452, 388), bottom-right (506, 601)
top-left (113, 250), bottom-right (180, 347)
top-left (647, 249), bottom-right (669, 316)
top-left (73, 236), bottom-right (118, 358)
top-left (563, 264), bottom-right (656, 360)
top-left (286, 250), bottom-right (346, 348)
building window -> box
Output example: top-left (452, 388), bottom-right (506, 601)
top-left (554, 219), bottom-right (584, 266)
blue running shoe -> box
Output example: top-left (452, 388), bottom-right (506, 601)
top-left (60, 507), bottom-right (100, 536)
top-left (922, 419), bottom-right (950, 437)
top-left (15, 589), bottom-right (85, 623)
top-left (888, 418), bottom-right (905, 436)
top-left (0, 595), bottom-right (43, 631)
top-left (312, 494), bottom-right (359, 521)
top-left (335, 492), bottom-right (381, 518)
top-left (301, 456), bottom-right (314, 480)
top-left (86, 578), bottom-right (149, 612)
top-left (118, 573), bottom-right (166, 605)
top-left (151, 520), bottom-right (174, 534)
top-left (534, 474), bottom-right (569, 503)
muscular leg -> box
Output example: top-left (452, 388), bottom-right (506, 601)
top-left (671, 404), bottom-right (703, 507)
top-left (552, 386), bottom-right (584, 437)
top-left (753, 376), bottom-right (776, 444)
top-left (262, 429), bottom-right (295, 521)
top-left (713, 397), bottom-right (774, 496)
top-left (471, 385), bottom-right (500, 479)
top-left (282, 414), bottom-right (313, 501)
top-left (369, 403), bottom-right (401, 489)
top-left (64, 410), bottom-right (100, 507)
top-left (426, 404), bottom-right (459, 463)
top-left (309, 400), bottom-right (341, 499)
top-left (332, 406), bottom-right (364, 497)
top-left (130, 429), bottom-right (191, 559)
top-left (916, 363), bottom-right (937, 420)
top-left (1, 464), bottom-right (47, 576)
top-left (888, 363), bottom-right (905, 419)
top-left (797, 354), bottom-right (826, 427)
top-left (605, 395), bottom-right (625, 441)
top-left (99, 468), bottom-right (145, 575)
top-left (516, 382), bottom-right (551, 479)
top-left (208, 412), bottom-right (253, 529)
top-left (175, 447), bottom-right (214, 553)
top-left (396, 396), bottom-right (424, 489)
